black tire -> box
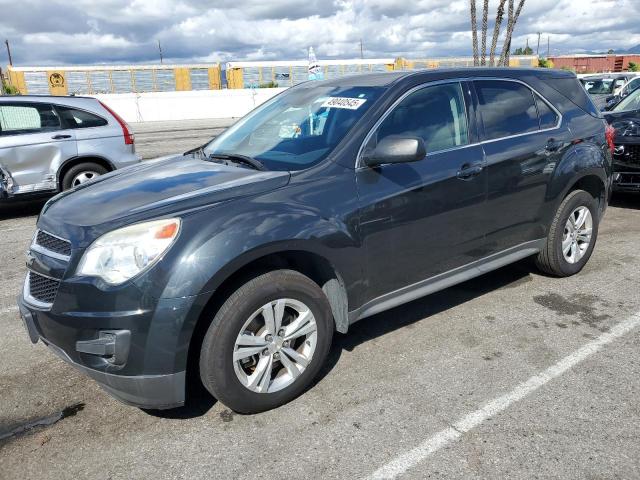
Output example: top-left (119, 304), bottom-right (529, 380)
top-left (61, 162), bottom-right (108, 190)
top-left (535, 189), bottom-right (599, 277)
top-left (199, 269), bottom-right (334, 414)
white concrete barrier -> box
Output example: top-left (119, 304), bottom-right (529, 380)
top-left (93, 88), bottom-right (286, 123)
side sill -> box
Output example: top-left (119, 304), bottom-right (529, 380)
top-left (348, 239), bottom-right (545, 324)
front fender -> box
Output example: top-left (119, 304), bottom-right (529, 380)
top-left (159, 204), bottom-right (359, 301)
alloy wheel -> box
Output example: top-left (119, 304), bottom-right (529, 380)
top-left (562, 206), bottom-right (593, 264)
top-left (233, 298), bottom-right (318, 393)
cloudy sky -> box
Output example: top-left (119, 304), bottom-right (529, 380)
top-left (1, 0), bottom-right (639, 66)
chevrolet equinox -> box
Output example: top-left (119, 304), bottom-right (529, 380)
top-left (18, 68), bottom-right (613, 413)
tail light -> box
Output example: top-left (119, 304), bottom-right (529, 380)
top-left (605, 124), bottom-right (615, 155)
top-left (98, 101), bottom-right (134, 145)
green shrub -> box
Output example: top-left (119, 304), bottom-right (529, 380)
top-left (258, 81), bottom-right (279, 88)
top-left (538, 58), bottom-right (554, 69)
top-left (629, 62), bottom-right (639, 72)
top-left (1, 80), bottom-right (19, 95)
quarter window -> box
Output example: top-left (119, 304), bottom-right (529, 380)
top-left (0, 104), bottom-right (61, 135)
top-left (475, 80), bottom-right (539, 140)
top-left (370, 82), bottom-right (469, 154)
top-left (535, 94), bottom-right (559, 129)
top-left (57, 106), bottom-right (108, 129)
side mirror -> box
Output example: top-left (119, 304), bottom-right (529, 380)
top-left (363, 137), bottom-right (426, 167)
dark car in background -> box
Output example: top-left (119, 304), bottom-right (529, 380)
top-left (18, 68), bottom-right (612, 414)
top-left (605, 86), bottom-right (640, 192)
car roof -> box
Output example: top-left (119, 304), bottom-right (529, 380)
top-left (307, 67), bottom-right (577, 88)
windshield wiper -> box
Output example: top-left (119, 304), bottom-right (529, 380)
top-left (184, 144), bottom-right (206, 157)
top-left (207, 153), bottom-right (267, 171)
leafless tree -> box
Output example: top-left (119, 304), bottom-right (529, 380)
top-left (480, 0), bottom-right (489, 65)
top-left (489, 0), bottom-right (507, 66)
top-left (470, 0), bottom-right (479, 66)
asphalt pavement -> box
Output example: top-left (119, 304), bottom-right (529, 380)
top-left (0, 122), bottom-right (639, 479)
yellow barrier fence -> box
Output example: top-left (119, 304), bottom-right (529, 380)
top-left (5, 55), bottom-right (538, 95)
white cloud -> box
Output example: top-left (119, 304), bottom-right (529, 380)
top-left (0, 0), bottom-right (638, 65)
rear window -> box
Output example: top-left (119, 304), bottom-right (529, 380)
top-left (57, 106), bottom-right (108, 129)
top-left (550, 78), bottom-right (600, 116)
top-left (475, 80), bottom-right (539, 140)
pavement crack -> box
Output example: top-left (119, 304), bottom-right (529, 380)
top-left (0, 402), bottom-right (85, 443)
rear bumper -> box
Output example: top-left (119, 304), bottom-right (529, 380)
top-left (17, 293), bottom-right (194, 409)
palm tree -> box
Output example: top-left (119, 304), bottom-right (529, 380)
top-left (470, 0), bottom-right (479, 66)
top-left (489, 0), bottom-right (507, 66)
top-left (480, 0), bottom-right (489, 65)
top-left (499, 0), bottom-right (515, 66)
top-left (500, 0), bottom-right (526, 66)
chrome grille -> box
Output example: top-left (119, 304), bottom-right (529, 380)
top-left (35, 230), bottom-right (71, 257)
top-left (626, 145), bottom-right (640, 165)
top-left (28, 271), bottom-right (60, 305)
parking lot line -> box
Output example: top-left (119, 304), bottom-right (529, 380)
top-left (366, 311), bottom-right (640, 480)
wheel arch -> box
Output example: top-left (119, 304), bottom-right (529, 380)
top-left (57, 156), bottom-right (115, 190)
top-left (546, 140), bottom-right (610, 226)
top-left (183, 248), bottom-right (350, 397)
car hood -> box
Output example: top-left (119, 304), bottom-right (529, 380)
top-left (39, 155), bottom-right (290, 240)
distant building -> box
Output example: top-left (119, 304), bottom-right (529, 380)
top-left (548, 54), bottom-right (640, 73)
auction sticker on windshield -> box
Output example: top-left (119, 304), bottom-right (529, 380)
top-left (321, 97), bottom-right (367, 110)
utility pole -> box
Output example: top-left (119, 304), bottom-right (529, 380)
top-left (536, 32), bottom-right (541, 56)
top-left (5, 39), bottom-right (13, 66)
top-left (547, 36), bottom-right (550, 58)
top-left (157, 40), bottom-right (163, 64)
top-left (359, 39), bottom-right (363, 59)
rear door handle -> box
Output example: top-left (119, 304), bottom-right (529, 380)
top-left (51, 134), bottom-right (72, 139)
top-left (457, 163), bottom-right (484, 180)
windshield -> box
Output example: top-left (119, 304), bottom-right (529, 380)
top-left (203, 84), bottom-right (385, 171)
top-left (613, 87), bottom-right (640, 112)
top-left (581, 78), bottom-right (616, 95)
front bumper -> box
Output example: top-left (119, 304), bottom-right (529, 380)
top-left (17, 292), bottom-right (202, 409)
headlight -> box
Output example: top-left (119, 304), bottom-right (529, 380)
top-left (77, 218), bottom-right (181, 285)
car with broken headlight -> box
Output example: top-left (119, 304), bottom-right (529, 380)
top-left (604, 85), bottom-right (640, 192)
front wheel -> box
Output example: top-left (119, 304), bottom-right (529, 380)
top-left (535, 189), bottom-right (599, 277)
top-left (199, 270), bottom-right (334, 413)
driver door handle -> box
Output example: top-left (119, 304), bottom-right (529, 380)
top-left (52, 134), bottom-right (72, 139)
top-left (457, 163), bottom-right (484, 180)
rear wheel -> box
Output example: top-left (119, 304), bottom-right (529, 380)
top-left (535, 189), bottom-right (599, 277)
top-left (61, 162), bottom-right (108, 190)
top-left (199, 270), bottom-right (334, 413)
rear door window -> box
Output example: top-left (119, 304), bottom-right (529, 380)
top-left (57, 106), bottom-right (108, 129)
top-left (0, 103), bottom-right (61, 135)
top-left (475, 80), bottom-right (540, 140)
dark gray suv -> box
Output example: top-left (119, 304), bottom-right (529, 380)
top-left (18, 68), bottom-right (613, 413)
